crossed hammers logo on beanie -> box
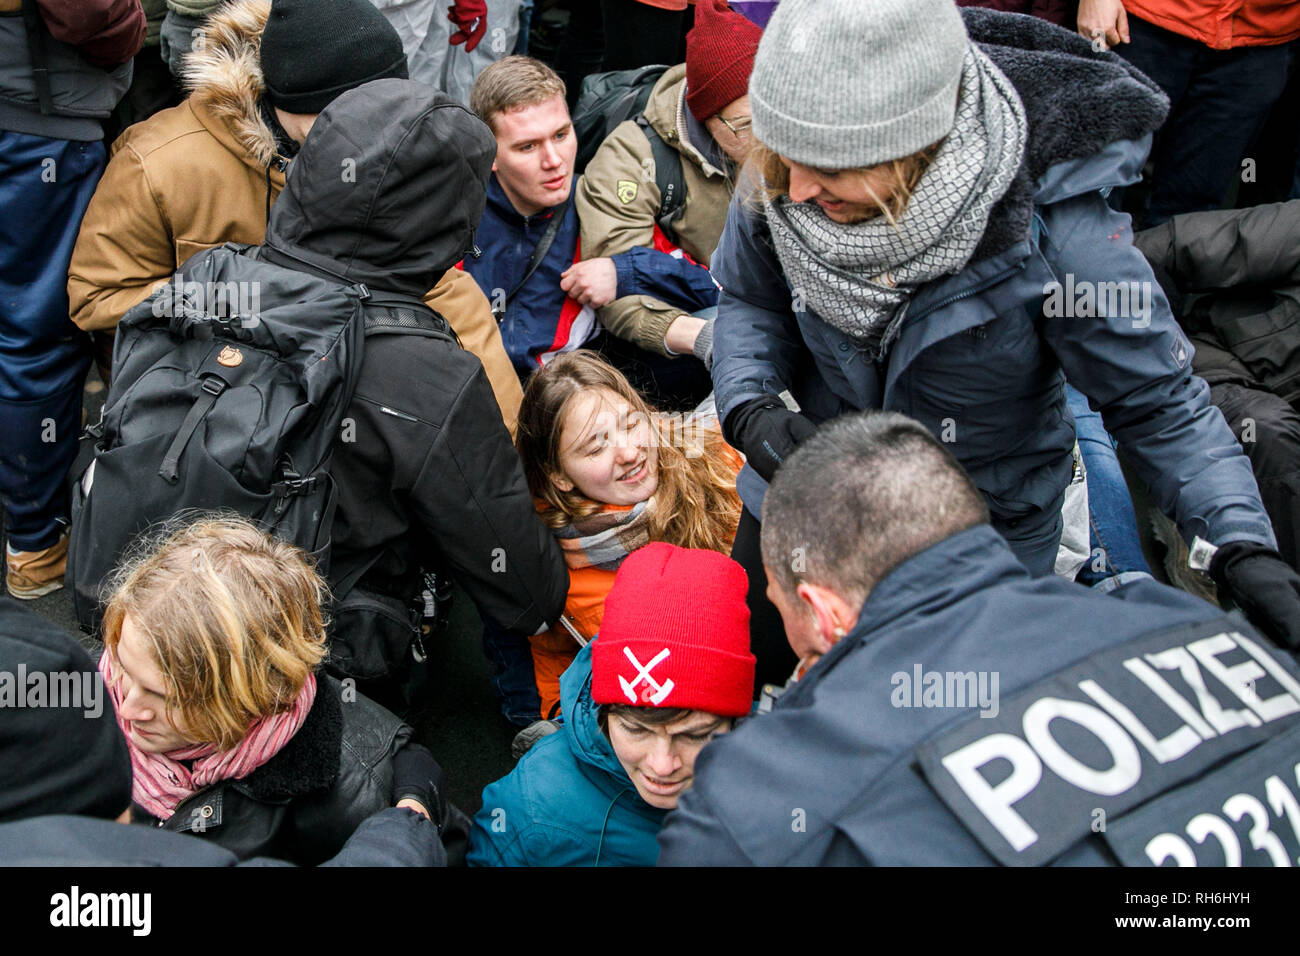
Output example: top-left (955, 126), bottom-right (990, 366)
top-left (619, 647), bottom-right (675, 705)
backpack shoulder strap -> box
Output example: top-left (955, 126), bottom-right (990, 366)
top-left (362, 291), bottom-right (459, 347)
top-left (636, 114), bottom-right (686, 244)
top-left (20, 0), bottom-right (53, 115)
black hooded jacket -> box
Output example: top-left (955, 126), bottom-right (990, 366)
top-left (262, 80), bottom-right (566, 634)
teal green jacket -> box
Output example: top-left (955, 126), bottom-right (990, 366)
top-left (468, 643), bottom-right (667, 866)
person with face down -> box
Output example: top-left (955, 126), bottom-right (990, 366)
top-left (0, 593), bottom-right (447, 866)
top-left (468, 542), bottom-right (756, 867)
top-left (659, 411), bottom-right (1300, 866)
top-left (68, 0), bottom-right (523, 433)
top-left (710, 0), bottom-right (1300, 652)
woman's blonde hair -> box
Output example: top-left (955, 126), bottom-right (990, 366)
top-left (744, 140), bottom-right (939, 226)
top-left (516, 352), bottom-right (742, 554)
top-left (102, 514), bottom-right (328, 751)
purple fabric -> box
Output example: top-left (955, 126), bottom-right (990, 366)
top-left (729, 1), bottom-right (777, 29)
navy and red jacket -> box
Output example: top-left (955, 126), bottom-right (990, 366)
top-left (463, 173), bottom-right (718, 378)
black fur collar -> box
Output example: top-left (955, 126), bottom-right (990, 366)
top-left (235, 674), bottom-right (342, 801)
top-left (962, 8), bottom-right (1170, 261)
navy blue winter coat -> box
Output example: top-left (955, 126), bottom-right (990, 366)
top-left (465, 175), bottom-right (719, 376)
top-left (711, 10), bottom-right (1275, 570)
top-left (657, 524), bottom-right (1300, 865)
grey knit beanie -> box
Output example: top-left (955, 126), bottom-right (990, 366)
top-left (750, 0), bottom-right (970, 169)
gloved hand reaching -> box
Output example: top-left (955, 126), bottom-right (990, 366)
top-left (393, 743), bottom-right (450, 831)
top-left (723, 396), bottom-right (817, 483)
top-left (1209, 541), bottom-right (1300, 652)
top-left (448, 0), bottom-right (488, 52)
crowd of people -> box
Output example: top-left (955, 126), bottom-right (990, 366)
top-left (2, 0), bottom-right (1300, 867)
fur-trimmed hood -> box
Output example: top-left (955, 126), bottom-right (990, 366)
top-left (181, 0), bottom-right (280, 170)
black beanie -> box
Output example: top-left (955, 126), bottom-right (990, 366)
top-left (0, 599), bottom-right (132, 823)
top-left (260, 0), bottom-right (409, 115)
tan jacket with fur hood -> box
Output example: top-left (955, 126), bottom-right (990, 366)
top-left (574, 63), bottom-right (733, 356)
top-left (67, 0), bottom-right (522, 432)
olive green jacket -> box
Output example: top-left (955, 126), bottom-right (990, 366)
top-left (574, 63), bottom-right (733, 355)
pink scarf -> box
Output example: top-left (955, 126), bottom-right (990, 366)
top-left (99, 650), bottom-right (317, 820)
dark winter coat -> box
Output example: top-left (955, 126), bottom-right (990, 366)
top-left (464, 174), bottom-right (719, 377)
top-left (658, 524), bottom-right (1300, 865)
top-left (711, 9), bottom-right (1275, 567)
top-left (1134, 200), bottom-right (1300, 410)
top-left (131, 675), bottom-right (413, 866)
top-left (468, 642), bottom-right (667, 866)
top-left (262, 80), bottom-right (567, 633)
top-left (0, 0), bottom-right (143, 140)
top-left (0, 807), bottom-right (443, 865)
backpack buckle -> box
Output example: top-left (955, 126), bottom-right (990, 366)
top-left (270, 474), bottom-right (319, 515)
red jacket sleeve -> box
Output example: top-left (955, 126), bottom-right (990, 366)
top-left (35, 0), bottom-right (146, 69)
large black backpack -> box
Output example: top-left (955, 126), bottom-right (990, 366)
top-left (572, 64), bottom-right (687, 243)
top-left (66, 243), bottom-right (445, 636)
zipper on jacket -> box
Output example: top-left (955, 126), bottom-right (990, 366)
top-left (379, 406), bottom-right (418, 422)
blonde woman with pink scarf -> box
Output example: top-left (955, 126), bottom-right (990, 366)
top-left (98, 515), bottom-right (429, 865)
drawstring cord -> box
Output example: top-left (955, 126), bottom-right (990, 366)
top-left (594, 787), bottom-right (633, 867)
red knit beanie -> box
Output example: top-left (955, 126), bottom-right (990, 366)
top-left (592, 542), bottom-right (755, 718)
top-left (685, 0), bottom-right (764, 123)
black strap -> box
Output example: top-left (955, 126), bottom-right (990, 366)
top-left (495, 199), bottom-right (570, 322)
top-left (637, 114), bottom-right (686, 244)
top-left (20, 0), bottom-right (53, 116)
top-left (158, 378), bottom-right (226, 482)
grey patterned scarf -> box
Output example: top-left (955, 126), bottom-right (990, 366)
top-left (763, 45), bottom-right (1028, 359)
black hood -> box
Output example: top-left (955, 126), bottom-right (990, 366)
top-left (264, 79), bottom-right (496, 297)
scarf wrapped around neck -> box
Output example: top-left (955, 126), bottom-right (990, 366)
top-left (763, 44), bottom-right (1028, 359)
top-left (99, 650), bottom-right (317, 821)
top-left (554, 497), bottom-right (658, 572)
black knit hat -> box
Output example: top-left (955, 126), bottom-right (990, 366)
top-left (260, 0), bottom-right (409, 115)
top-left (0, 600), bottom-right (132, 823)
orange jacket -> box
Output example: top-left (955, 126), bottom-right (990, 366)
top-left (528, 440), bottom-right (743, 719)
top-left (1124, 0), bottom-right (1300, 50)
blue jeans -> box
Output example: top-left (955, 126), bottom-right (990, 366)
top-left (1117, 15), bottom-right (1291, 225)
top-left (481, 615), bottom-right (543, 727)
top-left (0, 133), bottom-right (103, 550)
top-left (1066, 384), bottom-right (1153, 591)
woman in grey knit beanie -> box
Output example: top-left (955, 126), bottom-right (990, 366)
top-left (713, 0), bottom-right (1300, 665)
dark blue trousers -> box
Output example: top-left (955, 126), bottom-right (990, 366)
top-left (0, 132), bottom-right (104, 551)
top-left (1118, 16), bottom-right (1291, 226)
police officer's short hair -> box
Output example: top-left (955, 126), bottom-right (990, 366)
top-left (761, 411), bottom-right (989, 607)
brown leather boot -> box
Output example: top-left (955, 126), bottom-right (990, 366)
top-left (5, 533), bottom-right (68, 600)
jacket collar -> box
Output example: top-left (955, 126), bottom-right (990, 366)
top-left (229, 673), bottom-right (342, 802)
top-left (559, 643), bottom-right (669, 825)
top-left (485, 173), bottom-right (571, 228)
top-left (808, 525), bottom-right (1028, 684)
top-left (182, 0), bottom-right (289, 179)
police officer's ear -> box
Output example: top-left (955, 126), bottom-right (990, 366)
top-left (794, 581), bottom-right (857, 654)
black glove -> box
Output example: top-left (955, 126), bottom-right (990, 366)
top-left (393, 743), bottom-right (449, 831)
top-left (1209, 541), bottom-right (1300, 651)
top-left (723, 397), bottom-right (817, 483)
